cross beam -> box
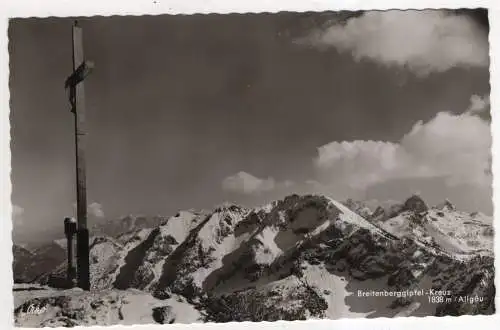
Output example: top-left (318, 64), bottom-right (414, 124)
top-left (65, 21), bottom-right (93, 291)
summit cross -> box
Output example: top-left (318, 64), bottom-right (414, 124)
top-left (64, 21), bottom-right (94, 291)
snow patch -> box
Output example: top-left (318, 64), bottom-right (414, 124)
top-left (253, 227), bottom-right (282, 265)
top-left (159, 211), bottom-right (199, 245)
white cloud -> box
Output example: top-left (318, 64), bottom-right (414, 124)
top-left (220, 95), bottom-right (491, 207)
top-left (72, 202), bottom-right (105, 218)
top-left (88, 202), bottom-right (105, 218)
top-left (299, 10), bottom-right (488, 76)
top-left (315, 140), bottom-right (403, 189)
top-left (222, 171), bottom-right (276, 195)
top-left (401, 111), bottom-right (491, 187)
top-left (466, 94), bottom-right (490, 115)
top-left (314, 105), bottom-right (491, 192)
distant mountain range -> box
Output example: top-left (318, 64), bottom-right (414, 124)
top-left (13, 194), bottom-right (495, 326)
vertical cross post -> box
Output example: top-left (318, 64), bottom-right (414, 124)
top-left (65, 21), bottom-right (94, 291)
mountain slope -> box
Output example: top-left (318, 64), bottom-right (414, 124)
top-left (13, 243), bottom-right (67, 284)
top-left (13, 214), bottom-right (168, 285)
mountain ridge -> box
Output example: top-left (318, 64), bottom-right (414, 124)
top-left (13, 193), bottom-right (495, 325)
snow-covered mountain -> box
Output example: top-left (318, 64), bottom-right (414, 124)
top-left (12, 214), bottom-right (166, 285)
top-left (13, 194), bottom-right (495, 326)
top-left (13, 242), bottom-right (67, 284)
top-left (343, 195), bottom-right (494, 257)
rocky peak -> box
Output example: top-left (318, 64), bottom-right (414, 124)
top-left (343, 198), bottom-right (357, 208)
top-left (343, 199), bottom-right (372, 219)
top-left (402, 194), bottom-right (428, 213)
top-left (436, 199), bottom-right (456, 211)
top-left (371, 206), bottom-right (386, 218)
top-left (213, 202), bottom-right (247, 215)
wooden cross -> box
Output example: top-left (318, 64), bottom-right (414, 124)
top-left (65, 21), bottom-right (94, 291)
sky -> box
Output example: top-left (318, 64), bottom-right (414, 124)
top-left (9, 9), bottom-right (491, 243)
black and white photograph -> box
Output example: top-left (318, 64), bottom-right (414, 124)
top-left (8, 8), bottom-right (495, 327)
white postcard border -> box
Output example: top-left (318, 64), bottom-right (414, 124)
top-left (1, 1), bottom-right (499, 329)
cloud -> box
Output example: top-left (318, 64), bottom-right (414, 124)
top-left (88, 202), bottom-right (105, 218)
top-left (314, 103), bottom-right (492, 192)
top-left (72, 202), bottom-right (105, 218)
top-left (466, 94), bottom-right (490, 115)
top-left (315, 140), bottom-right (402, 190)
top-left (222, 171), bottom-right (276, 195)
top-left (13, 204), bottom-right (24, 217)
top-left (222, 172), bottom-right (297, 195)
top-left (401, 111), bottom-right (491, 187)
top-left (298, 10), bottom-right (488, 76)
top-left (12, 204), bottom-right (25, 226)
